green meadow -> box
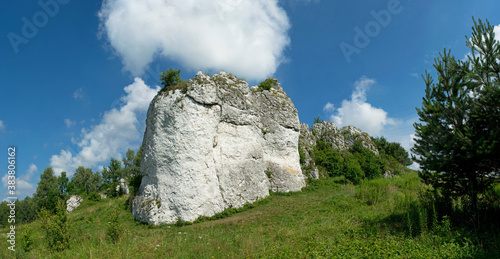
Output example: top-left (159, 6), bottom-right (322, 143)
top-left (2, 171), bottom-right (499, 258)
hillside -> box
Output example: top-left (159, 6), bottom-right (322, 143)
top-left (2, 171), bottom-right (499, 258)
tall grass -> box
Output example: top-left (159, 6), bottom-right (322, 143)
top-left (1, 171), bottom-right (498, 258)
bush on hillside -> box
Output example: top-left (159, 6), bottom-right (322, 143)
top-left (351, 141), bottom-right (385, 179)
top-left (342, 153), bottom-right (364, 184)
top-left (88, 192), bottom-right (101, 202)
top-left (312, 139), bottom-right (343, 177)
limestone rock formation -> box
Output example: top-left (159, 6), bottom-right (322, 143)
top-left (66, 195), bottom-right (83, 213)
top-left (299, 121), bottom-right (379, 178)
top-left (132, 71), bottom-right (305, 225)
top-left (116, 178), bottom-right (130, 195)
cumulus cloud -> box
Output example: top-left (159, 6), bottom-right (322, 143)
top-left (98, 0), bottom-right (291, 80)
top-left (2, 163), bottom-right (38, 200)
top-left (0, 120), bottom-right (4, 131)
top-left (324, 77), bottom-right (398, 136)
top-left (50, 78), bottom-right (160, 176)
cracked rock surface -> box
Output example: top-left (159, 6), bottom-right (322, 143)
top-left (132, 71), bottom-right (305, 225)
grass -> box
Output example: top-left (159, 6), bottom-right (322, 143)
top-left (2, 172), bottom-right (499, 258)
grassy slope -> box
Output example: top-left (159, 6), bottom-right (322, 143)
top-left (2, 172), bottom-right (499, 258)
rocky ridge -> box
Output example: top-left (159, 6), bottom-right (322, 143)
top-left (132, 72), bottom-right (305, 225)
top-left (299, 121), bottom-right (379, 178)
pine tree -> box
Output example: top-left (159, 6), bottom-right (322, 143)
top-left (412, 18), bottom-right (500, 221)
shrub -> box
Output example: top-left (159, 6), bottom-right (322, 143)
top-left (258, 78), bottom-right (275, 91)
top-left (342, 153), bottom-right (364, 184)
top-left (158, 68), bottom-right (189, 94)
top-left (313, 117), bottom-right (324, 124)
top-left (106, 208), bottom-right (122, 244)
top-left (312, 139), bottom-right (343, 177)
top-left (351, 141), bottom-right (384, 179)
top-left (88, 192), bottom-right (101, 202)
top-left (44, 202), bottom-right (70, 251)
top-left (106, 182), bottom-right (120, 198)
top-left (20, 226), bottom-right (34, 252)
top-left (298, 144), bottom-right (307, 165)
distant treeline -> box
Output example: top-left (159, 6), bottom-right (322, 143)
top-left (0, 147), bottom-right (143, 227)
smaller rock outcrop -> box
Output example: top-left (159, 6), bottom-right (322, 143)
top-left (116, 178), bottom-right (130, 194)
top-left (66, 195), bottom-right (83, 213)
top-left (299, 121), bottom-right (379, 178)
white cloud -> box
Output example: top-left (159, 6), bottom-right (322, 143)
top-left (64, 119), bottom-right (76, 128)
top-left (2, 175), bottom-right (35, 198)
top-left (73, 88), bottom-right (84, 100)
top-left (0, 120), bottom-right (4, 131)
top-left (494, 24), bottom-right (500, 42)
top-left (326, 77), bottom-right (397, 136)
top-left (1, 163), bottom-right (38, 199)
top-left (98, 0), bottom-right (291, 80)
top-left (50, 78), bottom-right (160, 176)
top-left (25, 163), bottom-right (38, 181)
top-left (323, 102), bottom-right (335, 112)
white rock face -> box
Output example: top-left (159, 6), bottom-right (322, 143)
top-left (116, 178), bottom-right (130, 194)
top-left (132, 72), bottom-right (305, 224)
top-left (66, 195), bottom-right (83, 214)
top-left (300, 122), bottom-right (378, 155)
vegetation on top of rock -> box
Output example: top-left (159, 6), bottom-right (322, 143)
top-left (160, 68), bottom-right (181, 87)
top-left (159, 68), bottom-right (189, 94)
top-left (313, 116), bottom-right (324, 124)
top-left (257, 78), bottom-right (275, 91)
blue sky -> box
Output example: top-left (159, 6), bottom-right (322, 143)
top-left (1, 0), bottom-right (500, 200)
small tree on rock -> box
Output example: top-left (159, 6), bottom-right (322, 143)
top-left (160, 68), bottom-right (182, 88)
